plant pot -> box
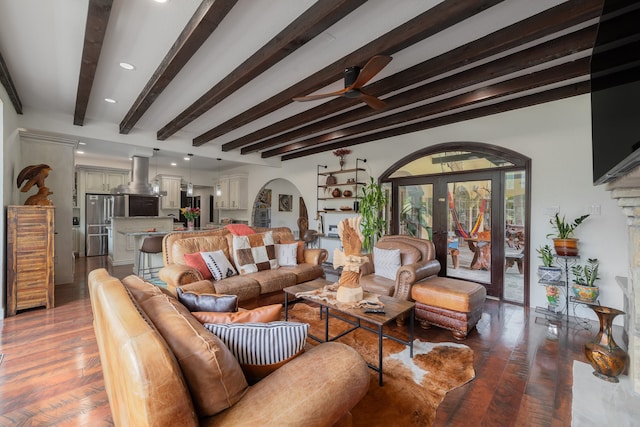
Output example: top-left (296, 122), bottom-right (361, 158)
top-left (585, 306), bottom-right (628, 382)
top-left (553, 238), bottom-right (579, 256)
top-left (332, 188), bottom-right (342, 197)
top-left (571, 283), bottom-right (599, 302)
top-left (537, 266), bottom-right (562, 282)
top-left (545, 284), bottom-right (561, 306)
top-left (187, 220), bottom-right (195, 231)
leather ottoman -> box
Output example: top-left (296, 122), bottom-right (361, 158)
top-left (411, 277), bottom-right (486, 340)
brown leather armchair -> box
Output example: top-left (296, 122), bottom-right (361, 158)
top-left (359, 235), bottom-right (441, 301)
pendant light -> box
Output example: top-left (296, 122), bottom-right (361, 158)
top-left (152, 148), bottom-right (160, 195)
top-left (215, 158), bottom-right (222, 196)
top-left (187, 153), bottom-right (193, 196)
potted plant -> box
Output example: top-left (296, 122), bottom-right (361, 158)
top-left (570, 258), bottom-right (600, 303)
top-left (536, 244), bottom-right (562, 282)
top-left (358, 177), bottom-right (388, 252)
top-left (546, 212), bottom-right (589, 256)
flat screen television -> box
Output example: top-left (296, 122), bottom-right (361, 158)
top-left (591, 0), bottom-right (640, 185)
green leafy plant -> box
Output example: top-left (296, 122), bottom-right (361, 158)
top-left (546, 212), bottom-right (589, 239)
top-left (536, 244), bottom-right (555, 267)
top-left (570, 258), bottom-right (600, 286)
top-left (400, 198), bottom-right (430, 238)
top-left (358, 177), bottom-right (388, 252)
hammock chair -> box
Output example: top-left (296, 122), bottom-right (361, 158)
top-left (448, 191), bottom-right (486, 239)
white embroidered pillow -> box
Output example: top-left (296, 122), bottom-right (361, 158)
top-left (275, 243), bottom-right (298, 267)
top-left (200, 250), bottom-right (237, 281)
top-left (374, 247), bottom-right (401, 280)
top-left (232, 231), bottom-right (279, 274)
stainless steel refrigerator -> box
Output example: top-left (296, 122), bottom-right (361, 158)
top-left (86, 194), bottom-right (112, 256)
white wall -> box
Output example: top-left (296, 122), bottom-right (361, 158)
top-left (237, 94), bottom-right (628, 320)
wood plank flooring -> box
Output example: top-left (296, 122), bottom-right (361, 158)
top-left (0, 256), bottom-right (612, 426)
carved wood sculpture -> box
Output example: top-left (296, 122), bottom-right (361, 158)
top-left (333, 216), bottom-right (369, 303)
top-left (16, 164), bottom-right (53, 206)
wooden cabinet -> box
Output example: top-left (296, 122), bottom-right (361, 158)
top-left (6, 205), bottom-right (55, 316)
top-left (84, 170), bottom-right (128, 193)
top-left (160, 175), bottom-right (182, 209)
top-left (216, 175), bottom-right (247, 209)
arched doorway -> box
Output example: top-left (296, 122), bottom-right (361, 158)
top-left (380, 142), bottom-right (530, 304)
top-left (251, 178), bottom-right (308, 238)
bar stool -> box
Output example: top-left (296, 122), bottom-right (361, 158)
top-left (138, 235), bottom-right (164, 279)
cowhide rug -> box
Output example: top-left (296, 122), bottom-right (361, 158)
top-left (285, 303), bottom-right (476, 426)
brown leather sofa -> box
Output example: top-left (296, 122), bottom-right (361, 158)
top-left (88, 268), bottom-right (370, 426)
top-left (159, 227), bottom-right (328, 307)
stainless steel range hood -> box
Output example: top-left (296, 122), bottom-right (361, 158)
top-left (112, 156), bottom-right (155, 195)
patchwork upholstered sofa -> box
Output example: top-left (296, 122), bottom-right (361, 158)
top-left (159, 226), bottom-right (328, 307)
top-left (88, 268), bottom-right (369, 426)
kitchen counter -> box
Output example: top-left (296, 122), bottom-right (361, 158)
top-left (109, 217), bottom-right (174, 268)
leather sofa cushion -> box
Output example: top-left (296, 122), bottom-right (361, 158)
top-left (375, 240), bottom-right (422, 265)
top-left (411, 277), bottom-right (486, 313)
top-left (210, 275), bottom-right (261, 301)
top-left (172, 235), bottom-right (231, 265)
top-left (244, 269), bottom-right (297, 294)
top-left (122, 275), bottom-right (248, 417)
top-left (359, 274), bottom-right (395, 296)
top-left (176, 288), bottom-right (238, 312)
top-left (279, 263), bottom-right (324, 284)
top-left (191, 304), bottom-right (283, 324)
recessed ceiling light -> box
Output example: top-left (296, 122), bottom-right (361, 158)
top-left (184, 156), bottom-right (190, 161)
top-left (78, 141), bottom-right (86, 145)
top-left (171, 162), bottom-right (177, 166)
top-left (153, 0), bottom-right (168, 3)
top-left (119, 62), bottom-right (135, 70)
top-left (76, 150), bottom-right (85, 154)
top-left (104, 98), bottom-right (117, 104)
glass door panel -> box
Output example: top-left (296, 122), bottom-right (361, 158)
top-left (446, 180), bottom-right (492, 285)
top-left (397, 184), bottom-right (433, 240)
top-left (504, 170), bottom-right (526, 303)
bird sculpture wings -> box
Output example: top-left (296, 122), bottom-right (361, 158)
top-left (17, 164), bottom-right (52, 192)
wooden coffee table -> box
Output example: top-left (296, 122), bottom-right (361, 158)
top-left (284, 279), bottom-right (414, 386)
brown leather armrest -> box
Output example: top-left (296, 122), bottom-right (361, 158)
top-left (394, 259), bottom-right (441, 300)
top-left (158, 264), bottom-right (203, 296)
top-left (302, 248), bottom-right (328, 265)
top-left (359, 254), bottom-right (374, 277)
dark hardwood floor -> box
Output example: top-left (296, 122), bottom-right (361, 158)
top-left (0, 256), bottom-right (609, 426)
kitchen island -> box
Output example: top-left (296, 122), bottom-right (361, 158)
top-left (108, 217), bottom-right (174, 268)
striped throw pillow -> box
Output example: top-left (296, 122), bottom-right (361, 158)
top-left (205, 321), bottom-right (308, 383)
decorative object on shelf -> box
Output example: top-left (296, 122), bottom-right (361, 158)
top-left (343, 189), bottom-right (353, 197)
top-left (585, 305), bottom-right (628, 383)
top-left (332, 188), bottom-right (342, 198)
top-left (332, 216), bottom-right (368, 303)
top-left (570, 258), bottom-right (600, 303)
top-left (333, 148), bottom-right (351, 170)
top-left (545, 285), bottom-right (560, 306)
top-left (279, 194), bottom-right (292, 212)
top-left (326, 174), bottom-right (337, 186)
top-left (546, 212), bottom-right (589, 256)
top-left (536, 244), bottom-right (562, 281)
top-left (359, 177), bottom-right (388, 252)
top-left (180, 207), bottom-right (200, 230)
top-left (16, 164), bottom-right (54, 206)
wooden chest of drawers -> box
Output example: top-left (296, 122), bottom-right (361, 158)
top-left (6, 205), bottom-right (55, 316)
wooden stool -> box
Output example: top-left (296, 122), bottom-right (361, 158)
top-left (411, 277), bottom-right (486, 340)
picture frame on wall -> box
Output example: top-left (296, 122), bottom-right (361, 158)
top-left (279, 194), bottom-right (292, 212)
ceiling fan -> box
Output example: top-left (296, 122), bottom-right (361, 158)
top-left (293, 55), bottom-right (392, 109)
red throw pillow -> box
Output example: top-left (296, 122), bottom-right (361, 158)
top-left (283, 240), bottom-right (305, 263)
top-left (183, 252), bottom-right (213, 280)
top-left (225, 224), bottom-right (256, 236)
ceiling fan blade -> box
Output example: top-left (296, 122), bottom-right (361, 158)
top-left (351, 55), bottom-right (392, 89)
top-left (358, 92), bottom-right (386, 110)
top-left (292, 87), bottom-right (350, 102)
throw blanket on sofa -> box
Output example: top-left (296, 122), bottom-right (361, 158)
top-left (295, 283), bottom-right (384, 310)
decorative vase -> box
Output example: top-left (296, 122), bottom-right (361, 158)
top-left (553, 238), bottom-right (579, 256)
top-left (187, 220), bottom-right (195, 231)
top-left (538, 266), bottom-right (562, 282)
top-left (339, 156), bottom-right (345, 170)
top-left (326, 174), bottom-right (337, 186)
top-left (571, 283), bottom-right (599, 303)
top-left (332, 188), bottom-right (342, 198)
top-left (342, 189), bottom-right (353, 197)
top-left (585, 306), bottom-right (628, 383)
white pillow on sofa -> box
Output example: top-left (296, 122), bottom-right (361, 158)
top-left (275, 243), bottom-right (298, 266)
top-left (200, 250), bottom-right (237, 281)
top-left (374, 247), bottom-right (401, 280)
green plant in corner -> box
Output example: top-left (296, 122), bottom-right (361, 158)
top-left (358, 177), bottom-right (388, 252)
top-left (401, 197), bottom-right (431, 238)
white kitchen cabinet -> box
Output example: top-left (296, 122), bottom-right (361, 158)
top-left (160, 175), bottom-right (182, 209)
top-left (216, 175), bottom-right (247, 210)
top-left (83, 169), bottom-right (128, 193)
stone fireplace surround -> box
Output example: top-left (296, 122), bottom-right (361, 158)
top-left (608, 168), bottom-right (640, 394)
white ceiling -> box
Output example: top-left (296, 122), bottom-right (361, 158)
top-left (0, 0), bottom-right (595, 171)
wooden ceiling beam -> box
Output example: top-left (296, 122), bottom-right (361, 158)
top-left (282, 81), bottom-right (590, 160)
top-left (0, 51), bottom-right (22, 114)
top-left (156, 0), bottom-right (368, 141)
top-left (264, 57), bottom-right (590, 158)
top-left (119, 0), bottom-right (238, 134)
top-left (192, 0), bottom-right (504, 146)
top-left (74, 0), bottom-right (113, 126)
top-left (225, 0), bottom-right (603, 153)
top-left (242, 25), bottom-right (597, 154)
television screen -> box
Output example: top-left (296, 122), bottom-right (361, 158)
top-left (591, 0), bottom-right (640, 184)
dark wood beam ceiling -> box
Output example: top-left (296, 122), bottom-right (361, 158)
top-left (191, 0), bottom-right (504, 146)
top-left (268, 58), bottom-right (590, 158)
top-left (0, 51), bottom-right (22, 114)
top-left (223, 0), bottom-right (603, 154)
top-left (282, 81), bottom-right (590, 160)
top-left (155, 0), bottom-right (368, 141)
top-left (119, 0), bottom-right (238, 134)
top-left (73, 0), bottom-right (113, 126)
